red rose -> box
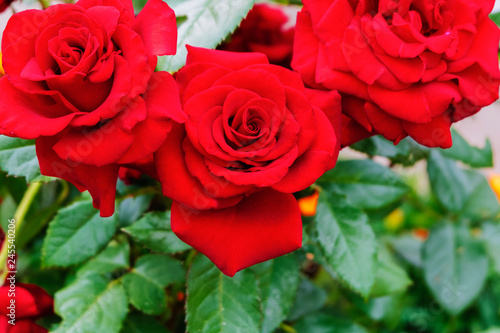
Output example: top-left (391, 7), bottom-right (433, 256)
top-left (292, 0), bottom-right (500, 148)
top-left (0, 0), bottom-right (186, 216)
top-left (219, 4), bottom-right (295, 67)
top-left (155, 46), bottom-right (340, 276)
top-left (0, 282), bottom-right (53, 333)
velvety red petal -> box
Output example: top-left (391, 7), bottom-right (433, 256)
top-left (364, 102), bottom-right (405, 142)
top-left (186, 45), bottom-right (269, 70)
top-left (1, 10), bottom-right (46, 52)
top-left (133, 0), bottom-right (177, 56)
top-left (37, 136), bottom-right (119, 216)
top-left (76, 0), bottom-right (134, 25)
top-left (291, 12), bottom-right (321, 88)
top-left (403, 113), bottom-right (453, 148)
top-left (341, 114), bottom-right (374, 147)
top-left (272, 107), bottom-right (337, 193)
top-left (0, 78), bottom-right (74, 139)
top-left (154, 123), bottom-right (243, 210)
top-left (171, 188), bottom-right (302, 276)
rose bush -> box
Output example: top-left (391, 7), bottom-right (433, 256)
top-left (292, 0), bottom-right (500, 147)
top-left (0, 283), bottom-right (53, 333)
top-left (219, 3), bottom-right (295, 67)
top-left (155, 46), bottom-right (341, 276)
top-left (0, 0), bottom-right (185, 216)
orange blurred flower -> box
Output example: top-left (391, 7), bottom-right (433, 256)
top-left (489, 175), bottom-right (500, 200)
top-left (0, 52), bottom-right (4, 76)
top-left (298, 191), bottom-right (319, 216)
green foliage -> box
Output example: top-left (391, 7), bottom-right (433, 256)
top-left (315, 191), bottom-right (377, 297)
top-left (318, 159), bottom-right (409, 209)
top-left (54, 274), bottom-right (129, 333)
top-left (123, 254), bottom-right (185, 315)
top-left (186, 254), bottom-right (262, 333)
top-left (158, 0), bottom-right (255, 73)
top-left (0, 136), bottom-right (53, 182)
top-left (423, 222), bottom-right (489, 315)
top-left (122, 211), bottom-right (191, 253)
top-left (42, 200), bottom-right (118, 267)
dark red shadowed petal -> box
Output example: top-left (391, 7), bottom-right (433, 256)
top-left (36, 136), bottom-right (119, 216)
top-left (403, 113), bottom-right (453, 148)
top-left (186, 45), bottom-right (269, 70)
top-left (132, 0), bottom-right (177, 56)
top-left (171, 188), bottom-right (302, 276)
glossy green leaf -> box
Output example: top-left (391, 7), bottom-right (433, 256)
top-left (315, 192), bottom-right (377, 297)
top-left (42, 200), bottom-right (118, 267)
top-left (427, 151), bottom-right (471, 213)
top-left (370, 245), bottom-right (412, 297)
top-left (287, 278), bottom-right (327, 321)
top-left (158, 0), bottom-right (255, 73)
top-left (317, 159), bottom-right (408, 209)
top-left (0, 136), bottom-right (53, 182)
top-left (117, 194), bottom-right (153, 227)
top-left (252, 255), bottom-right (300, 333)
top-left (122, 211), bottom-right (191, 253)
top-left (54, 274), bottom-right (128, 333)
top-left (77, 240), bottom-right (130, 278)
top-left (186, 254), bottom-right (261, 333)
top-left (440, 130), bottom-right (493, 168)
top-left (460, 170), bottom-right (500, 220)
top-left (123, 254), bottom-right (185, 315)
top-left (483, 222), bottom-right (500, 275)
top-left (120, 312), bottom-right (170, 333)
top-left (294, 314), bottom-right (369, 333)
top-left (389, 234), bottom-right (423, 268)
top-left (423, 222), bottom-right (488, 315)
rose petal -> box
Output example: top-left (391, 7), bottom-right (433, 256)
top-left (171, 188), bottom-right (302, 276)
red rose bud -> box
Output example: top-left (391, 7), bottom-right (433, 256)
top-left (0, 0), bottom-right (186, 217)
top-left (0, 282), bottom-right (53, 333)
top-left (155, 47), bottom-right (341, 276)
top-left (292, 0), bottom-right (500, 148)
top-left (219, 4), bottom-right (295, 67)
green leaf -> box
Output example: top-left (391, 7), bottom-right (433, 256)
top-left (117, 194), bottom-right (153, 227)
top-left (317, 159), bottom-right (408, 209)
top-left (389, 234), bottom-right (423, 268)
top-left (490, 12), bottom-right (500, 28)
top-left (482, 222), bottom-right (500, 275)
top-left (423, 222), bottom-right (488, 315)
top-left (427, 150), bottom-right (471, 213)
top-left (252, 255), bottom-right (300, 333)
top-left (122, 211), bottom-right (191, 253)
top-left (287, 278), bottom-right (327, 321)
top-left (0, 136), bottom-right (54, 182)
top-left (428, 151), bottom-right (499, 218)
top-left (54, 274), bottom-right (128, 333)
top-left (370, 245), bottom-right (412, 297)
top-left (77, 240), bottom-right (130, 278)
top-left (186, 254), bottom-right (261, 333)
top-left (158, 0), bottom-right (255, 73)
top-left (42, 200), bottom-right (118, 267)
top-left (440, 129), bottom-right (493, 168)
top-left (121, 312), bottom-right (170, 333)
top-left (294, 314), bottom-right (369, 333)
top-left (123, 254), bottom-right (185, 315)
top-left (315, 192), bottom-right (377, 297)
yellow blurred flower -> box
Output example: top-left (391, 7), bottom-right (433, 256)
top-left (0, 52), bottom-right (4, 76)
top-left (298, 191), bottom-right (319, 216)
top-left (384, 208), bottom-right (404, 231)
top-left (489, 175), bottom-right (500, 201)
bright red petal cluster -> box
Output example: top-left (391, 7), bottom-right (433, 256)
top-left (292, 0), bottom-right (500, 148)
top-left (0, 0), bottom-right (498, 276)
top-left (0, 283), bottom-right (53, 333)
top-left (0, 0), bottom-right (185, 216)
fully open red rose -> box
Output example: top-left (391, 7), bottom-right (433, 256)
top-left (292, 0), bottom-right (500, 148)
top-left (0, 282), bottom-right (53, 333)
top-left (0, 0), bottom-right (186, 216)
top-left (219, 3), bottom-right (295, 67)
top-left (155, 46), bottom-right (340, 276)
